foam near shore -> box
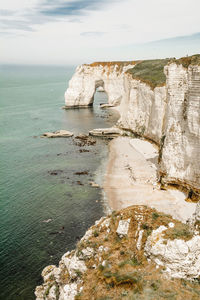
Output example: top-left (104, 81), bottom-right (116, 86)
top-left (104, 136), bottom-right (196, 223)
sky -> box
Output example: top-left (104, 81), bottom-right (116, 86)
top-left (0, 0), bottom-right (200, 65)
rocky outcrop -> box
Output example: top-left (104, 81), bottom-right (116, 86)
top-left (89, 126), bottom-right (123, 137)
top-left (35, 205), bottom-right (200, 299)
top-left (145, 223), bottom-right (200, 279)
top-left (64, 62), bottom-right (135, 107)
top-left (64, 55), bottom-right (200, 195)
top-left (41, 130), bottom-right (74, 138)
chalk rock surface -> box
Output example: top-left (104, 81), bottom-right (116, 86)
top-left (89, 126), bottom-right (123, 137)
top-left (65, 56), bottom-right (200, 194)
top-left (145, 223), bottom-right (200, 279)
top-left (35, 206), bottom-right (200, 300)
top-left (42, 130), bottom-right (74, 138)
top-left (65, 62), bottom-right (135, 107)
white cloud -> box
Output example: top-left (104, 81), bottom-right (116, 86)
top-left (0, 0), bottom-right (200, 64)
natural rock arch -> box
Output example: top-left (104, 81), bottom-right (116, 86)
top-left (89, 79), bottom-right (107, 106)
top-left (64, 64), bottom-right (129, 108)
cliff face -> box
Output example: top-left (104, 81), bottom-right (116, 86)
top-left (160, 63), bottom-right (200, 193)
top-left (64, 56), bottom-right (200, 195)
top-left (65, 62), bottom-right (135, 107)
top-left (117, 73), bottom-right (166, 144)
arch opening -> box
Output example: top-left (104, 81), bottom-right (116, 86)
top-left (90, 79), bottom-right (108, 107)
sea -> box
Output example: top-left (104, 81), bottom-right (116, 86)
top-left (0, 65), bottom-right (118, 299)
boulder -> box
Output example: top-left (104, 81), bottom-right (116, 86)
top-left (116, 218), bottom-right (131, 237)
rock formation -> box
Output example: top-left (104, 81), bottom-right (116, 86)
top-left (64, 55), bottom-right (200, 196)
top-left (64, 62), bottom-right (135, 107)
top-left (34, 56), bottom-right (200, 298)
top-left (35, 205), bottom-right (200, 299)
top-left (41, 130), bottom-right (74, 138)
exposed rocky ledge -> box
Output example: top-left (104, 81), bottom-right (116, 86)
top-left (41, 130), bottom-right (74, 138)
top-left (89, 127), bottom-right (123, 138)
top-left (35, 205), bottom-right (200, 300)
top-left (64, 55), bottom-right (200, 196)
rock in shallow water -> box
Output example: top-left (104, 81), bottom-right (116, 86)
top-left (41, 130), bottom-right (74, 138)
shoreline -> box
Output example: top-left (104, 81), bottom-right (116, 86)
top-left (103, 136), bottom-right (196, 223)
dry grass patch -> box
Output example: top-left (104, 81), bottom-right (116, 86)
top-left (171, 54), bottom-right (200, 68)
top-left (74, 206), bottom-right (200, 299)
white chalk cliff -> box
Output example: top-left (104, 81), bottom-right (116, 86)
top-left (65, 62), bottom-right (135, 107)
top-left (65, 57), bottom-right (200, 196)
top-left (35, 56), bottom-right (200, 299)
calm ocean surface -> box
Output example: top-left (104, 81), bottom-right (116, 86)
top-left (0, 65), bottom-right (118, 299)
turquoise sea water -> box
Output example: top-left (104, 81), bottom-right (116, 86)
top-left (0, 65), bottom-right (118, 299)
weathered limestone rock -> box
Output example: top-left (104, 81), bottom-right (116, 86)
top-left (118, 74), bottom-right (166, 144)
top-left (61, 253), bottom-right (87, 279)
top-left (35, 206), bottom-right (200, 299)
top-left (41, 265), bottom-right (58, 282)
top-left (42, 130), bottom-right (74, 138)
top-left (145, 224), bottom-right (200, 279)
top-left (64, 62), bottom-right (135, 107)
top-left (97, 86), bottom-right (105, 92)
top-left (65, 57), bottom-right (200, 194)
top-left (100, 103), bottom-right (115, 108)
top-left (89, 127), bottom-right (123, 137)
top-left (160, 64), bottom-right (200, 193)
top-left (77, 247), bottom-right (94, 259)
top-left (116, 218), bottom-right (130, 237)
top-left (136, 229), bottom-right (144, 250)
top-left (62, 283), bottom-right (78, 300)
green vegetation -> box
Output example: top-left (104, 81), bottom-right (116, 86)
top-left (93, 230), bottom-right (99, 237)
top-left (141, 223), bottom-right (153, 236)
top-left (44, 283), bottom-right (54, 297)
top-left (171, 54), bottom-right (200, 68)
top-left (103, 271), bottom-right (140, 285)
top-left (55, 283), bottom-right (60, 300)
top-left (98, 264), bottom-right (106, 272)
top-left (126, 59), bottom-right (170, 89)
top-left (152, 212), bottom-right (159, 220)
top-left (118, 256), bottom-right (140, 268)
top-left (75, 269), bottom-right (83, 278)
top-left (164, 223), bottom-right (193, 241)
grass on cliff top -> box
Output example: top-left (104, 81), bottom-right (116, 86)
top-left (126, 59), bottom-right (170, 89)
top-left (75, 206), bottom-right (200, 300)
top-left (171, 54), bottom-right (200, 68)
top-left (84, 61), bottom-right (138, 73)
top-left (86, 61), bottom-right (137, 67)
top-left (85, 54), bottom-right (200, 85)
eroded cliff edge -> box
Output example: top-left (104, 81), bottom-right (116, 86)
top-left (35, 205), bottom-right (200, 300)
top-left (64, 55), bottom-right (200, 197)
top-left (35, 56), bottom-right (200, 299)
